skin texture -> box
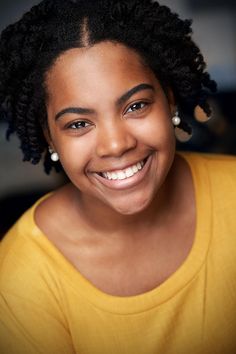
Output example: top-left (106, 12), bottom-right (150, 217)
top-left (36, 41), bottom-right (195, 296)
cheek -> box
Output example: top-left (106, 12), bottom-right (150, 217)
top-left (55, 135), bottom-right (95, 177)
top-left (129, 112), bottom-right (175, 149)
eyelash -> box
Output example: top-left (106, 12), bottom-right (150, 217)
top-left (125, 101), bottom-right (149, 114)
top-left (66, 101), bottom-right (150, 130)
top-left (67, 121), bottom-right (91, 130)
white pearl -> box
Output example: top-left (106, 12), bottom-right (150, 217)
top-left (172, 116), bottom-right (181, 126)
top-left (51, 152), bottom-right (59, 162)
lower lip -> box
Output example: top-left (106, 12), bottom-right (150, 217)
top-left (91, 154), bottom-right (153, 191)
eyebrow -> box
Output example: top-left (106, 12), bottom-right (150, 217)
top-left (116, 83), bottom-right (154, 106)
top-left (54, 83), bottom-right (155, 121)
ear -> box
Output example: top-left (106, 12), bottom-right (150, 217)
top-left (166, 87), bottom-right (177, 116)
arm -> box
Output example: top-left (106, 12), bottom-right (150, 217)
top-left (0, 291), bottom-right (75, 354)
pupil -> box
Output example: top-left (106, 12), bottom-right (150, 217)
top-left (134, 103), bottom-right (143, 110)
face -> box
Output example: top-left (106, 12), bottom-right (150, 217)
top-left (45, 41), bottom-right (176, 215)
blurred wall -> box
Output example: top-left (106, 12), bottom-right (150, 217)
top-left (163, 0), bottom-right (236, 91)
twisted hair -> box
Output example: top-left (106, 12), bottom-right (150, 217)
top-left (0, 0), bottom-right (217, 173)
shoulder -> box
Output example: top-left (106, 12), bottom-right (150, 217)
top-left (179, 151), bottom-right (236, 211)
top-left (0, 184), bottom-right (78, 294)
top-left (180, 151), bottom-right (236, 166)
top-left (34, 183), bottom-right (83, 247)
top-left (0, 197), bottom-right (75, 353)
top-left (34, 183), bottom-right (73, 229)
top-left (198, 152), bottom-right (236, 169)
top-left (0, 192), bottom-right (60, 296)
top-left (180, 151), bottom-right (236, 180)
top-left (181, 153), bottom-right (236, 267)
top-left (182, 152), bottom-right (236, 237)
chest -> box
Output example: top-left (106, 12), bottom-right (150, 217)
top-left (59, 217), bottom-right (195, 296)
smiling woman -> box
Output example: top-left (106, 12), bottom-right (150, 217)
top-left (44, 42), bottom-right (176, 215)
top-left (0, 1), bottom-right (236, 354)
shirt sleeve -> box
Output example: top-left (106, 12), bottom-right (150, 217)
top-left (0, 291), bottom-right (75, 354)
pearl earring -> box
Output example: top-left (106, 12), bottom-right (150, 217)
top-left (172, 111), bottom-right (181, 126)
top-left (51, 152), bottom-right (59, 162)
top-left (48, 146), bottom-right (59, 162)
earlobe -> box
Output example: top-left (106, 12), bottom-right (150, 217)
top-left (48, 147), bottom-right (60, 162)
top-left (43, 127), bottom-right (59, 161)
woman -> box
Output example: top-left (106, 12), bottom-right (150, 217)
top-left (0, 0), bottom-right (235, 353)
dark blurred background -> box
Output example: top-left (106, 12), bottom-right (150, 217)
top-left (0, 0), bottom-right (236, 237)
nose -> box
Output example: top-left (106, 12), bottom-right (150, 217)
top-left (95, 120), bottom-right (137, 158)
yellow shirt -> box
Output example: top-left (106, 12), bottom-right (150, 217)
top-left (0, 153), bottom-right (236, 354)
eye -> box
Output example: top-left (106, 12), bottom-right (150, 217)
top-left (126, 101), bottom-right (148, 114)
top-left (67, 120), bottom-right (91, 130)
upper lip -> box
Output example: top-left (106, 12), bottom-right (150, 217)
top-left (92, 154), bottom-right (150, 174)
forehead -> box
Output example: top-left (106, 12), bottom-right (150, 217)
top-left (45, 41), bottom-right (156, 93)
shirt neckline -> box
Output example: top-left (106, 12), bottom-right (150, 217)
top-left (23, 152), bottom-right (212, 314)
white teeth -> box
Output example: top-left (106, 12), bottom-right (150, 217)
top-left (137, 162), bottom-right (142, 170)
top-left (117, 171), bottom-right (126, 180)
top-left (125, 167), bottom-right (134, 178)
top-left (111, 172), bottom-right (118, 180)
top-left (107, 172), bottom-right (112, 180)
top-left (100, 159), bottom-right (146, 181)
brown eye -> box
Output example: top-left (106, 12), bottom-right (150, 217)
top-left (126, 102), bottom-right (147, 113)
top-left (67, 121), bottom-right (91, 130)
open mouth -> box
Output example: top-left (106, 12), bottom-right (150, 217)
top-left (97, 156), bottom-right (149, 181)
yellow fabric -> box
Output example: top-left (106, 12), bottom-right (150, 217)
top-left (0, 152), bottom-right (236, 354)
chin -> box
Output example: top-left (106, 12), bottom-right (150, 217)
top-left (110, 194), bottom-right (153, 216)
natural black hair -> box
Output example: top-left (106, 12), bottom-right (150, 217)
top-left (0, 0), bottom-right (217, 174)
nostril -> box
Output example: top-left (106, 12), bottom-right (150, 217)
top-left (96, 128), bottom-right (137, 159)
